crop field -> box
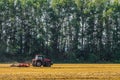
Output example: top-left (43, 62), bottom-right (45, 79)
top-left (0, 64), bottom-right (120, 80)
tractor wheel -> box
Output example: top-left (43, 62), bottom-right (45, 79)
top-left (46, 62), bottom-right (51, 67)
top-left (36, 62), bottom-right (42, 67)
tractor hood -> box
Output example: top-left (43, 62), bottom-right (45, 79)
top-left (44, 58), bottom-right (51, 62)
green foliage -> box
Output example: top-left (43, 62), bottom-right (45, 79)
top-left (88, 54), bottom-right (99, 63)
top-left (74, 0), bottom-right (82, 9)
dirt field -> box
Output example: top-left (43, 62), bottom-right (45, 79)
top-left (0, 64), bottom-right (120, 80)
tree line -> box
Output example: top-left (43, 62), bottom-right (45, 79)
top-left (0, 0), bottom-right (120, 63)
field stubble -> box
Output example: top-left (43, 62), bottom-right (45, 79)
top-left (0, 64), bottom-right (120, 80)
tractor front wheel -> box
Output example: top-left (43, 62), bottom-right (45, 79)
top-left (36, 62), bottom-right (42, 67)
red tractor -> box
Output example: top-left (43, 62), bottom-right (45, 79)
top-left (32, 55), bottom-right (53, 67)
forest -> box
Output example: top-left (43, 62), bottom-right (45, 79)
top-left (0, 0), bottom-right (120, 63)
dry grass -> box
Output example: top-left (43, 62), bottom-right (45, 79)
top-left (0, 64), bottom-right (120, 80)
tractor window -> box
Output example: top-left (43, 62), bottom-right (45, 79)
top-left (38, 56), bottom-right (43, 60)
top-left (35, 56), bottom-right (43, 60)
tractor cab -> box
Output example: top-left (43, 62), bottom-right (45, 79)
top-left (35, 55), bottom-right (44, 60)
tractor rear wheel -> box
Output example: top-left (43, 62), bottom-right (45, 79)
top-left (36, 62), bottom-right (42, 67)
